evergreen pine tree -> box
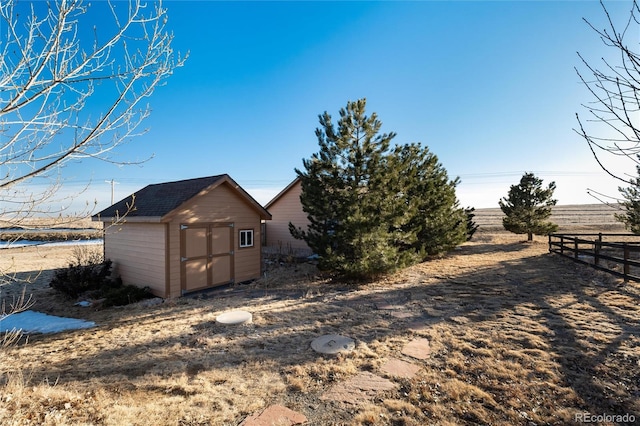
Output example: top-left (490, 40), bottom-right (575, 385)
top-left (499, 172), bottom-right (558, 241)
top-left (389, 143), bottom-right (467, 256)
top-left (614, 163), bottom-right (640, 234)
top-left (291, 99), bottom-right (403, 278)
top-left (464, 207), bottom-right (479, 241)
top-left (291, 99), bottom-right (469, 279)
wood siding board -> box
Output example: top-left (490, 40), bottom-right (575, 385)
top-left (168, 184), bottom-right (262, 294)
top-left (265, 180), bottom-right (311, 252)
top-left (165, 222), bottom-right (170, 298)
top-left (161, 178), bottom-right (270, 223)
top-left (104, 223), bottom-right (166, 297)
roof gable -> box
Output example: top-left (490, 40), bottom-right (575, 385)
top-left (93, 174), bottom-right (271, 221)
top-left (265, 177), bottom-right (301, 210)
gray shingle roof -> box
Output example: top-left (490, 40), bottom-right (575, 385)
top-left (93, 174), bottom-right (236, 220)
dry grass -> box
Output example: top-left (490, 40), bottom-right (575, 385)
top-left (0, 217), bottom-right (102, 243)
top-left (0, 220), bottom-right (638, 424)
top-left (0, 216), bottom-right (99, 230)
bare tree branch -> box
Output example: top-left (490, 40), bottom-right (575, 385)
top-left (0, 0), bottom-right (186, 334)
top-left (575, 0), bottom-right (640, 183)
top-left (0, 0), bottom-right (186, 205)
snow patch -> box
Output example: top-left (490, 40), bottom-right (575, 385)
top-left (0, 310), bottom-right (96, 334)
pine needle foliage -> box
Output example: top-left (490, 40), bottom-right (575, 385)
top-left (499, 172), bottom-right (558, 241)
top-left (290, 99), bottom-right (467, 280)
top-left (464, 207), bottom-right (480, 241)
top-left (614, 163), bottom-right (640, 234)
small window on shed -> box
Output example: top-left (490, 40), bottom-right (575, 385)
top-left (239, 229), bottom-right (254, 248)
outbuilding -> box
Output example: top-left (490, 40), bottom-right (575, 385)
top-left (92, 174), bottom-right (271, 298)
top-left (264, 177), bottom-right (312, 257)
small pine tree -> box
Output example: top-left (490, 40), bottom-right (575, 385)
top-left (614, 164), bottom-right (640, 234)
top-left (464, 207), bottom-right (479, 241)
top-left (499, 172), bottom-right (558, 241)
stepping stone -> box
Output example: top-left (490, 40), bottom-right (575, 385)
top-left (389, 310), bottom-right (416, 319)
top-left (240, 404), bottom-right (307, 426)
top-left (401, 338), bottom-right (430, 360)
top-left (372, 296), bottom-right (402, 310)
top-left (407, 320), bottom-right (435, 332)
top-left (320, 372), bottom-right (396, 405)
top-left (216, 310), bottom-right (252, 325)
top-left (380, 358), bottom-right (421, 379)
top-left (311, 334), bottom-right (355, 355)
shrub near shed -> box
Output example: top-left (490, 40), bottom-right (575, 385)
top-left (50, 258), bottom-right (152, 307)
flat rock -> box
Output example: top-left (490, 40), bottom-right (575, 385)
top-left (320, 372), bottom-right (396, 405)
top-left (311, 334), bottom-right (355, 354)
top-left (389, 310), bottom-right (417, 319)
top-left (380, 358), bottom-right (421, 379)
top-left (240, 404), bottom-right (307, 426)
top-left (401, 338), bottom-right (430, 360)
top-left (372, 296), bottom-right (401, 310)
top-left (216, 310), bottom-right (253, 325)
top-left (407, 320), bottom-right (436, 332)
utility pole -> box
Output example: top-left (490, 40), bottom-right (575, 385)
top-left (105, 179), bottom-right (119, 205)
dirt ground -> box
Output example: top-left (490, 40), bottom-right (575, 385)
top-left (0, 229), bottom-right (638, 425)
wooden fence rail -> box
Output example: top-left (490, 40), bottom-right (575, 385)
top-left (548, 233), bottom-right (640, 282)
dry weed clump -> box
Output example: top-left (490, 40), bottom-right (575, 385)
top-left (0, 373), bottom-right (105, 426)
top-left (351, 403), bottom-right (387, 425)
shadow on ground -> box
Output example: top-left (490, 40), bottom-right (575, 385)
top-left (3, 238), bottom-right (639, 424)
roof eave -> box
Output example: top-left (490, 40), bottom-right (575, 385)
top-left (91, 216), bottom-right (163, 223)
top-left (264, 176), bottom-right (300, 210)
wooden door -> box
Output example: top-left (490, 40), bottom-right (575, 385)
top-left (183, 225), bottom-right (209, 292)
top-left (181, 223), bottom-right (234, 293)
top-left (210, 224), bottom-right (233, 286)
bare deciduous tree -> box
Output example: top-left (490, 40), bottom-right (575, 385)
top-left (575, 0), bottom-right (640, 185)
top-left (0, 0), bottom-right (185, 307)
top-left (0, 0), bottom-right (185, 222)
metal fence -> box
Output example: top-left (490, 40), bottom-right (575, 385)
top-left (548, 233), bottom-right (640, 282)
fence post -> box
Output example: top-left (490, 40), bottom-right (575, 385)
top-left (624, 243), bottom-right (630, 282)
top-left (560, 236), bottom-right (564, 255)
top-left (595, 235), bottom-right (601, 266)
top-left (574, 239), bottom-right (579, 259)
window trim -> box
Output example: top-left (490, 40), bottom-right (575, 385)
top-left (239, 229), bottom-right (254, 248)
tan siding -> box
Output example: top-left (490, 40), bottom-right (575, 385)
top-left (266, 180), bottom-right (311, 253)
top-left (167, 223), bottom-right (181, 298)
top-left (104, 223), bottom-right (166, 297)
top-left (166, 182), bottom-right (264, 297)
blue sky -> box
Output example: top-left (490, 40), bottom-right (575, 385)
top-left (27, 0), bottom-right (639, 211)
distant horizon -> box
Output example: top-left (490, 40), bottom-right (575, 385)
top-left (2, 167), bottom-right (626, 219)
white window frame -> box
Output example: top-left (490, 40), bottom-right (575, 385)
top-left (239, 229), bottom-right (254, 248)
